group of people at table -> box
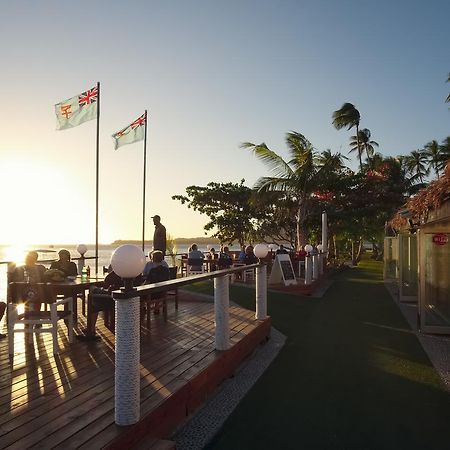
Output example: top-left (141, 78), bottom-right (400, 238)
top-left (1, 248), bottom-right (172, 341)
top-left (186, 243), bottom-right (259, 272)
top-left (0, 238), bottom-right (307, 342)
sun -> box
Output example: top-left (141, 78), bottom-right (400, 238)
top-left (0, 158), bottom-right (78, 245)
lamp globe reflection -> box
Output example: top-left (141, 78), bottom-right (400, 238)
top-left (304, 244), bottom-right (313, 253)
top-left (77, 244), bottom-right (87, 256)
top-left (110, 245), bottom-right (146, 279)
top-left (254, 243), bottom-right (269, 259)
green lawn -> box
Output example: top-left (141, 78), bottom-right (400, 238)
top-left (188, 258), bottom-right (450, 450)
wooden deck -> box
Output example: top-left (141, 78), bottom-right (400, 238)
top-left (0, 291), bottom-right (271, 449)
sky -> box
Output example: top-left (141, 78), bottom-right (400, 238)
top-left (0, 0), bottom-right (449, 245)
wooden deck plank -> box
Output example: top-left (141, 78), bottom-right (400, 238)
top-left (0, 293), bottom-right (271, 450)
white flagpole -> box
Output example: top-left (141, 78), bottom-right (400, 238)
top-left (142, 110), bottom-right (148, 253)
top-left (95, 82), bottom-right (100, 275)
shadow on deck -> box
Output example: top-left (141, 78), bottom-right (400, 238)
top-left (0, 291), bottom-right (271, 449)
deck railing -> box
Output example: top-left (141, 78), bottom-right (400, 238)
top-left (111, 262), bottom-right (267, 426)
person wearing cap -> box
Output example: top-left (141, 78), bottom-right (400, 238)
top-left (50, 249), bottom-right (78, 277)
top-left (152, 215), bottom-right (167, 256)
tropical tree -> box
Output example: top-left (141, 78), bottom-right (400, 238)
top-left (172, 180), bottom-right (265, 246)
top-left (404, 149), bottom-right (429, 185)
top-left (424, 139), bottom-right (445, 177)
top-left (242, 131), bottom-right (326, 248)
top-left (350, 128), bottom-right (378, 168)
top-left (332, 103), bottom-right (363, 170)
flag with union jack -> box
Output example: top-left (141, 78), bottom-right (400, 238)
top-left (55, 85), bottom-right (98, 130)
top-left (112, 112), bottom-right (147, 150)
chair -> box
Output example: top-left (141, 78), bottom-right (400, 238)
top-left (187, 258), bottom-right (205, 276)
top-left (140, 291), bottom-right (167, 328)
top-left (7, 282), bottom-right (74, 355)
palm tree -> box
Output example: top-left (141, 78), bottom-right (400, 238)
top-left (332, 103), bottom-right (362, 170)
top-left (424, 140), bottom-right (445, 177)
top-left (350, 128), bottom-right (378, 168)
top-left (405, 149), bottom-right (429, 185)
top-left (242, 131), bottom-right (323, 248)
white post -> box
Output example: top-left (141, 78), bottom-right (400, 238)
top-left (318, 253), bottom-right (323, 275)
top-left (312, 255), bottom-right (319, 280)
top-left (305, 256), bottom-right (312, 285)
top-left (114, 294), bottom-right (140, 426)
top-left (255, 264), bottom-right (267, 320)
top-left (214, 275), bottom-right (230, 351)
top-left (322, 211), bottom-right (328, 255)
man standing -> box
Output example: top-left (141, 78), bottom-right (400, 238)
top-left (152, 214), bottom-right (167, 255)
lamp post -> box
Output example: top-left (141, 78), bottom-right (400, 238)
top-left (317, 244), bottom-right (323, 276)
top-left (254, 243), bottom-right (269, 320)
top-left (110, 244), bottom-right (146, 426)
top-left (322, 210), bottom-right (328, 265)
top-left (304, 244), bottom-right (313, 285)
top-left (76, 244), bottom-right (87, 275)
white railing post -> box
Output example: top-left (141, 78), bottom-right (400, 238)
top-left (318, 253), bottom-right (323, 276)
top-left (214, 274), bottom-right (230, 351)
top-left (312, 254), bottom-right (319, 280)
top-left (114, 293), bottom-right (140, 426)
top-left (255, 264), bottom-right (267, 320)
top-left (305, 256), bottom-right (312, 285)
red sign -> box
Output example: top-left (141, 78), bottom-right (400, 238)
top-left (432, 233), bottom-right (448, 246)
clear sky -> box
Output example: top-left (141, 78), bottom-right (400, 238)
top-left (1, 0), bottom-right (449, 245)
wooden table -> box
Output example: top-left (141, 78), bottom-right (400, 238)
top-left (48, 277), bottom-right (105, 323)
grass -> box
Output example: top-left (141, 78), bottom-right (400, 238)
top-left (185, 258), bottom-right (450, 450)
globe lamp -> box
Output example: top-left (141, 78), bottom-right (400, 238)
top-left (77, 244), bottom-right (87, 256)
top-left (254, 243), bottom-right (269, 259)
top-left (111, 245), bottom-right (146, 291)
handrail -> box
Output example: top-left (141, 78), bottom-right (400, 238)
top-left (112, 263), bottom-right (260, 299)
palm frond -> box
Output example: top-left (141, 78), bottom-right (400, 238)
top-left (241, 141), bottom-right (295, 179)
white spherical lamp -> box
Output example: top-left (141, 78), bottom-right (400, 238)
top-left (317, 244), bottom-right (323, 252)
top-left (304, 244), bottom-right (313, 253)
top-left (254, 243), bottom-right (269, 259)
top-left (110, 245), bottom-right (146, 284)
top-left (268, 244), bottom-right (277, 251)
top-left (77, 244), bottom-right (87, 256)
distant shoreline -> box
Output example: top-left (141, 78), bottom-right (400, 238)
top-left (112, 237), bottom-right (222, 246)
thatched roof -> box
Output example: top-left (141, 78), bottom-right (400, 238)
top-left (390, 161), bottom-right (450, 229)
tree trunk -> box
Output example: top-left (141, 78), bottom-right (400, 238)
top-left (296, 200), bottom-right (308, 250)
top-left (351, 240), bottom-right (357, 266)
top-left (356, 124), bottom-right (363, 171)
top-left (356, 239), bottom-right (364, 262)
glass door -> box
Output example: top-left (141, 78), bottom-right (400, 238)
top-left (383, 237), bottom-right (399, 280)
top-left (398, 234), bottom-right (418, 303)
top-left (419, 232), bottom-right (450, 334)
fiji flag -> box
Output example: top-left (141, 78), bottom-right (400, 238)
top-left (55, 86), bottom-right (98, 130)
top-left (112, 113), bottom-right (146, 150)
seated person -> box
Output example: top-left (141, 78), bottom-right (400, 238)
top-left (144, 251), bottom-right (170, 284)
top-left (80, 271), bottom-right (141, 340)
top-left (238, 245), bottom-right (246, 262)
top-left (143, 252), bottom-right (170, 314)
top-left (143, 250), bottom-right (169, 278)
top-left (297, 246), bottom-right (307, 261)
top-left (218, 246), bottom-right (233, 269)
top-left (188, 243), bottom-right (204, 271)
top-left (50, 249), bottom-right (78, 277)
top-left (206, 248), bottom-right (218, 270)
top-left (276, 244), bottom-right (289, 255)
top-left (12, 251), bottom-right (47, 311)
top-left (243, 245), bottom-right (258, 265)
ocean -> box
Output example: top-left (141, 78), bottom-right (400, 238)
top-left (0, 242), bottom-right (241, 302)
